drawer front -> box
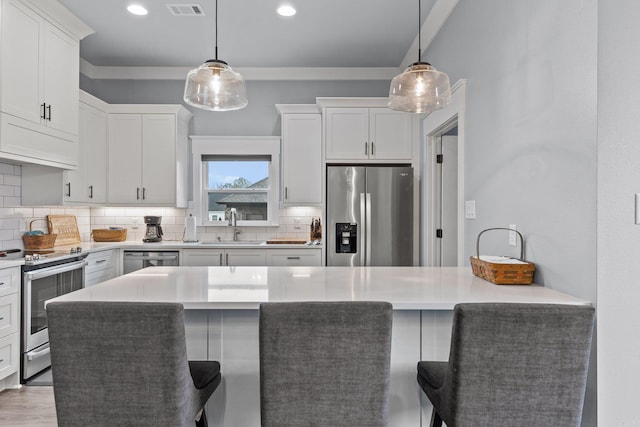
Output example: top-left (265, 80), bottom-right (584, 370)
top-left (0, 333), bottom-right (19, 381)
top-left (0, 294), bottom-right (19, 338)
top-left (0, 267), bottom-right (19, 298)
top-left (267, 250), bottom-right (322, 266)
top-left (85, 250), bottom-right (114, 273)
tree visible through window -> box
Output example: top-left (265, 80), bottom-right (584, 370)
top-left (205, 158), bottom-right (270, 222)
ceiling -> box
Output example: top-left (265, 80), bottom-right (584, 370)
top-left (57, 0), bottom-right (456, 80)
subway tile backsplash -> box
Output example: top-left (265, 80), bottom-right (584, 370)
top-left (0, 161), bottom-right (321, 248)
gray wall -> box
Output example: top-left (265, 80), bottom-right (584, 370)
top-left (597, 1), bottom-right (640, 425)
top-left (424, 0), bottom-right (598, 425)
top-left (80, 79), bottom-right (390, 136)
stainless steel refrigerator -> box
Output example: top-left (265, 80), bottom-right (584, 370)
top-left (326, 165), bottom-right (413, 266)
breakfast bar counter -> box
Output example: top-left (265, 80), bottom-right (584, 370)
top-left (49, 266), bottom-right (589, 427)
top-left (51, 265), bottom-right (588, 309)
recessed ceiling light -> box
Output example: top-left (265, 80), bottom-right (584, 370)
top-left (127, 4), bottom-right (148, 16)
top-left (277, 5), bottom-right (296, 17)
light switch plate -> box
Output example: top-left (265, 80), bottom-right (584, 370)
top-left (509, 224), bottom-right (517, 246)
top-left (465, 200), bottom-right (476, 219)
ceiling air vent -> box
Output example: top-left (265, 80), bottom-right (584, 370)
top-left (166, 4), bottom-right (204, 16)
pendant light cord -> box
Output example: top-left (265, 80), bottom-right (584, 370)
top-left (214, 0), bottom-right (218, 60)
top-left (417, 0), bottom-right (421, 61)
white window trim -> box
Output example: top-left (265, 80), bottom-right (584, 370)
top-left (191, 136), bottom-right (281, 226)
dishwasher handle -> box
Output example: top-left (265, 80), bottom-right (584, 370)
top-left (124, 254), bottom-right (178, 261)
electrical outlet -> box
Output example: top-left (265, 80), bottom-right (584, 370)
top-left (509, 224), bottom-right (517, 246)
top-left (293, 218), bottom-right (301, 229)
top-left (465, 200), bottom-right (476, 219)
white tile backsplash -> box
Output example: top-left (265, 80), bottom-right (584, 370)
top-left (0, 161), bottom-right (322, 247)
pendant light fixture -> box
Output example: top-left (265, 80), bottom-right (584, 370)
top-left (183, 0), bottom-right (247, 111)
top-left (388, 0), bottom-right (451, 113)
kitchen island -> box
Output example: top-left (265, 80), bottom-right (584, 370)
top-left (50, 266), bottom-right (589, 427)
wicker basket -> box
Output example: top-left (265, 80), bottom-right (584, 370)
top-left (470, 228), bottom-right (536, 285)
top-left (22, 219), bottom-right (57, 250)
top-left (92, 228), bottom-right (127, 242)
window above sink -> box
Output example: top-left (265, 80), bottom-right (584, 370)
top-left (191, 137), bottom-right (281, 227)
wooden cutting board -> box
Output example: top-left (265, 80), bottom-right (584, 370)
top-left (47, 215), bottom-right (81, 246)
top-left (266, 238), bottom-right (308, 244)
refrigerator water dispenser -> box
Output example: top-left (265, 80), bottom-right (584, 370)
top-left (336, 223), bottom-right (357, 253)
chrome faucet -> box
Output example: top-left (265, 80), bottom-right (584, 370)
top-left (228, 208), bottom-right (237, 227)
top-left (234, 228), bottom-right (243, 241)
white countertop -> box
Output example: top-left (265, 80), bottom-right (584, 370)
top-left (49, 266), bottom-right (589, 310)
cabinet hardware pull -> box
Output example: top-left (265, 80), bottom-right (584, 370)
top-left (226, 253), bottom-right (229, 265)
top-left (96, 259), bottom-right (107, 264)
top-left (66, 182), bottom-right (71, 197)
top-left (365, 142), bottom-right (368, 155)
top-left (89, 185), bottom-right (93, 198)
top-left (285, 187), bottom-right (288, 200)
top-left (0, 282), bottom-right (4, 286)
top-left (0, 317), bottom-right (4, 320)
top-left (136, 188), bottom-right (140, 200)
top-left (219, 253), bottom-right (223, 265)
top-left (142, 188), bottom-right (146, 200)
top-left (41, 103), bottom-right (46, 120)
top-left (286, 256), bottom-right (300, 260)
top-left (0, 359), bottom-right (3, 363)
top-left (371, 141), bottom-right (375, 156)
top-left (47, 104), bottom-right (52, 121)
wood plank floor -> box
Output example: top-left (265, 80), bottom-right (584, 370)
top-left (0, 386), bottom-right (57, 426)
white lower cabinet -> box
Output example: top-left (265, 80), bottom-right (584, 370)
top-left (0, 266), bottom-right (20, 389)
top-left (266, 248), bottom-right (322, 266)
top-left (181, 248), bottom-right (322, 266)
top-left (85, 249), bottom-right (118, 287)
top-left (181, 249), bottom-right (266, 266)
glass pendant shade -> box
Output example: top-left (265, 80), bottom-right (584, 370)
top-left (389, 62), bottom-right (451, 113)
top-left (184, 59), bottom-right (248, 111)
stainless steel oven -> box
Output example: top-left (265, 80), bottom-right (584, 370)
top-left (21, 252), bottom-right (88, 382)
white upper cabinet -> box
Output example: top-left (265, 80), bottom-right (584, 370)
top-left (0, 0), bottom-right (92, 168)
top-left (107, 105), bottom-right (192, 207)
top-left (22, 91), bottom-right (108, 205)
top-left (276, 105), bottom-right (322, 206)
top-left (319, 98), bottom-right (416, 162)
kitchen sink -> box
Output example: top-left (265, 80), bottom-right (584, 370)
top-left (198, 240), bottom-right (265, 246)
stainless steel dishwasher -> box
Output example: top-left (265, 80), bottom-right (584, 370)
top-left (123, 251), bottom-right (179, 274)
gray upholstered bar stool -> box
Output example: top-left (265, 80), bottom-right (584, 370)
top-left (417, 303), bottom-right (595, 427)
top-left (47, 301), bottom-right (221, 427)
top-left (259, 301), bottom-right (393, 427)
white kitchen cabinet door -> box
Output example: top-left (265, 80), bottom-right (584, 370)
top-left (42, 21), bottom-right (78, 136)
top-left (0, 0), bottom-right (42, 125)
top-left (82, 102), bottom-right (108, 203)
top-left (108, 114), bottom-right (143, 204)
top-left (368, 108), bottom-right (413, 160)
top-left (181, 249), bottom-right (225, 266)
top-left (325, 108), bottom-right (369, 160)
top-left (225, 249), bottom-right (266, 266)
top-left (141, 114), bottom-right (176, 205)
top-left (281, 113), bottom-right (322, 205)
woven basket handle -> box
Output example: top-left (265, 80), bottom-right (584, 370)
top-left (476, 227), bottom-right (525, 260)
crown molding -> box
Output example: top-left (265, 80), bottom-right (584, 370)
top-left (80, 59), bottom-right (400, 81)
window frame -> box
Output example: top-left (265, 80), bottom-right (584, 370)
top-left (191, 136), bottom-right (281, 227)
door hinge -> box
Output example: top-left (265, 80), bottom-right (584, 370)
top-left (436, 229), bottom-right (443, 238)
top-left (436, 154), bottom-right (443, 164)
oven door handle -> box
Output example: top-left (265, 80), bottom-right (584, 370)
top-left (25, 260), bottom-right (88, 281)
top-left (27, 345), bottom-right (51, 361)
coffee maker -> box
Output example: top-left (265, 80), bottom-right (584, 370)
top-left (143, 216), bottom-right (163, 242)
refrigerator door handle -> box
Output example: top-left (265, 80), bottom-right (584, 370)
top-left (360, 192), bottom-right (366, 266)
top-left (366, 193), bottom-right (372, 266)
